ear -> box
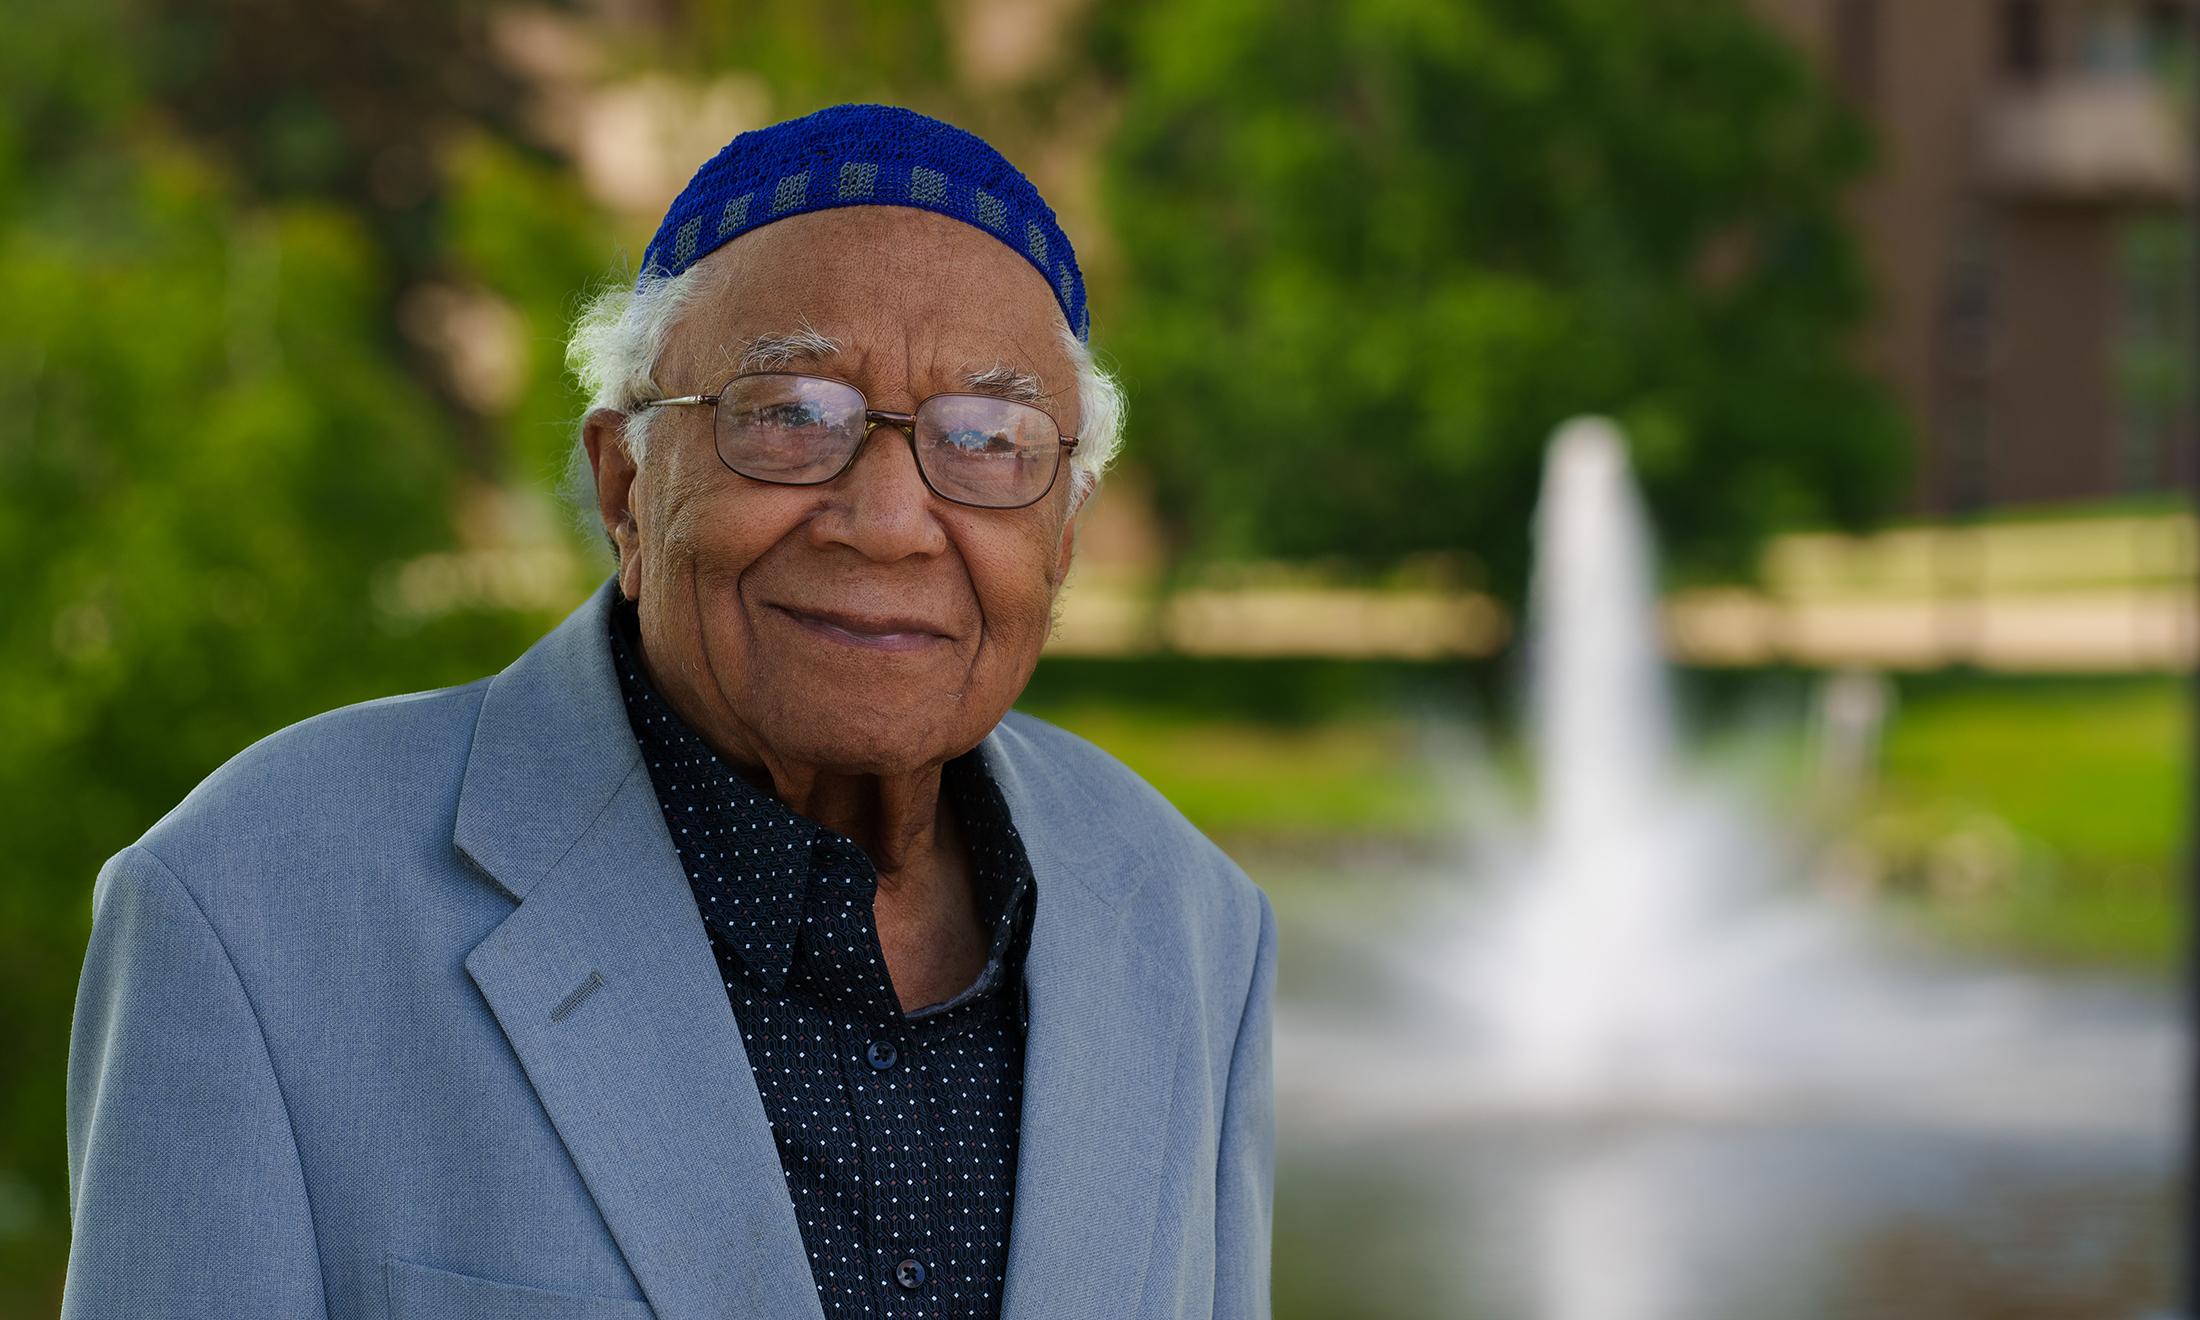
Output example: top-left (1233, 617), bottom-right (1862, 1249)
top-left (583, 408), bottom-right (645, 601)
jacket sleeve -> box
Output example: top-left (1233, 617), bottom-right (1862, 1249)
top-left (64, 845), bottom-right (328, 1319)
top-left (1211, 887), bottom-right (1277, 1319)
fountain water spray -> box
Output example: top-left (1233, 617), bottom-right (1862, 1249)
top-left (1272, 416), bottom-right (2180, 1320)
top-left (1459, 418), bottom-right (1813, 1106)
top-left (1436, 417), bottom-right (2169, 1126)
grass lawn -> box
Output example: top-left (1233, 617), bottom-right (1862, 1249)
top-left (1864, 674), bottom-right (2189, 972)
top-left (1011, 702), bottom-right (1453, 848)
top-left (1018, 654), bottom-right (1489, 851)
top-left (1024, 657), bottom-right (2190, 972)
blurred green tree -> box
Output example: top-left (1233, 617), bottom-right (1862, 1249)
top-left (1094, 0), bottom-right (1910, 596)
top-left (0, 0), bottom-right (571, 1306)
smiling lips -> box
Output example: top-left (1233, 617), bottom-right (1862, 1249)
top-left (774, 604), bottom-right (950, 652)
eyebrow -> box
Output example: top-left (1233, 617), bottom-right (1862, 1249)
top-left (735, 326), bottom-right (843, 373)
top-left (730, 330), bottom-right (1051, 406)
top-left (960, 362), bottom-right (1049, 405)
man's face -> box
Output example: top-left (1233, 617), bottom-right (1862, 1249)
top-left (585, 206), bottom-right (1082, 777)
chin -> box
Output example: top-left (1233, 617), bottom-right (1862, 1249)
top-left (754, 699), bottom-right (974, 776)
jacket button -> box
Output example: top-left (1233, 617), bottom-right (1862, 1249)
top-left (894, 1258), bottom-right (927, 1289)
top-left (866, 1039), bottom-right (899, 1070)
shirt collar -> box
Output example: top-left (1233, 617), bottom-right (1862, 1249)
top-left (608, 599), bottom-right (818, 990)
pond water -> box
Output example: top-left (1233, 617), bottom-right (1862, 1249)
top-left (1269, 880), bottom-right (2181, 1320)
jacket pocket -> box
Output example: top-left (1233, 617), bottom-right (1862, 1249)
top-left (387, 1255), bottom-right (656, 1320)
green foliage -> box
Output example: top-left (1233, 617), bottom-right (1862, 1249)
top-left (1096, 0), bottom-right (1911, 596)
top-left (442, 136), bottom-right (616, 487)
top-left (678, 0), bottom-right (957, 105)
top-left (0, 0), bottom-right (558, 1306)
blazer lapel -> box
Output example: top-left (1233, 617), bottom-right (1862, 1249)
top-left (455, 578), bottom-right (824, 1320)
top-left (987, 726), bottom-right (1183, 1318)
top-left (452, 582), bottom-right (1187, 1319)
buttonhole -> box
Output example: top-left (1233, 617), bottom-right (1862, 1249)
top-left (550, 969), bottom-right (606, 1023)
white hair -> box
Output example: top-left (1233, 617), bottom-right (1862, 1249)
top-left (562, 263), bottom-right (1125, 535)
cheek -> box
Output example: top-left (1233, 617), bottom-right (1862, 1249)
top-left (641, 465), bottom-right (779, 582)
top-left (964, 525), bottom-right (1066, 649)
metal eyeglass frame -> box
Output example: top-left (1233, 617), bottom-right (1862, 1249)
top-left (631, 372), bottom-right (1081, 510)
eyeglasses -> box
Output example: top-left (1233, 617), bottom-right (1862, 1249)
top-left (633, 372), bottom-right (1080, 510)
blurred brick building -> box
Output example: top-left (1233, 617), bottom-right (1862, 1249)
top-left (1752, 0), bottom-right (2193, 513)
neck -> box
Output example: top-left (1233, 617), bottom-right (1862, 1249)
top-left (629, 649), bottom-right (953, 887)
top-left (754, 759), bottom-right (952, 885)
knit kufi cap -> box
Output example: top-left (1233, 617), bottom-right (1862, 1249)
top-left (639, 103), bottom-right (1090, 341)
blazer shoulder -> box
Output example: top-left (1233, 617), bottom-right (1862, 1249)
top-left (992, 708), bottom-right (1267, 937)
top-left (136, 677), bottom-right (493, 890)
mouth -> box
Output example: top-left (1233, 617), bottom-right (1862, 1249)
top-left (771, 604), bottom-right (951, 653)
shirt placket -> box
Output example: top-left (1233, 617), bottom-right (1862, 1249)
top-left (801, 835), bottom-right (946, 1316)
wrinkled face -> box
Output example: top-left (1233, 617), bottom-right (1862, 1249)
top-left (585, 206), bottom-right (1082, 776)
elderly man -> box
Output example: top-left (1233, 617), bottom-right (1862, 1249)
top-left (63, 104), bottom-right (1275, 1320)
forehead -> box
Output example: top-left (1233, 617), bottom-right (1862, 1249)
top-left (659, 207), bottom-right (1073, 390)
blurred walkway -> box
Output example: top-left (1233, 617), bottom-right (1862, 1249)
top-left (384, 493), bottom-right (2198, 672)
top-left (1045, 509), bottom-right (2200, 672)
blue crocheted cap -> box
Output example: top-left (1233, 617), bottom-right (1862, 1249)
top-left (639, 103), bottom-right (1090, 341)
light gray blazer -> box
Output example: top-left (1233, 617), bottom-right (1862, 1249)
top-left (63, 576), bottom-right (1275, 1320)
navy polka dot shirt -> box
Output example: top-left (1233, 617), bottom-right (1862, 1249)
top-left (608, 597), bottom-right (1035, 1320)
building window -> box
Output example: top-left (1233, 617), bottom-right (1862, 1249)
top-left (1834, 0), bottom-right (1878, 101)
top-left (1938, 213), bottom-right (1999, 512)
top-left (2002, 0), bottom-right (2046, 79)
top-left (2079, 4), bottom-right (2146, 73)
top-left (2140, 1), bottom-right (2192, 76)
top-left (2112, 218), bottom-right (2192, 493)
top-left (2144, 1), bottom-right (2188, 45)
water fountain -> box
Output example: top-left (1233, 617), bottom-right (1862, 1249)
top-left (1460, 415), bottom-right (1813, 1109)
top-left (1271, 418), bottom-right (2180, 1320)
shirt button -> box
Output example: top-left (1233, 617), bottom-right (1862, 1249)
top-left (866, 1039), bottom-right (900, 1070)
top-left (894, 1258), bottom-right (927, 1289)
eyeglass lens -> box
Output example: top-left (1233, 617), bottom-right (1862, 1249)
top-left (714, 374), bottom-right (1062, 508)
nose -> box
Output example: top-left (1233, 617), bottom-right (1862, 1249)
top-left (806, 418), bottom-right (950, 561)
